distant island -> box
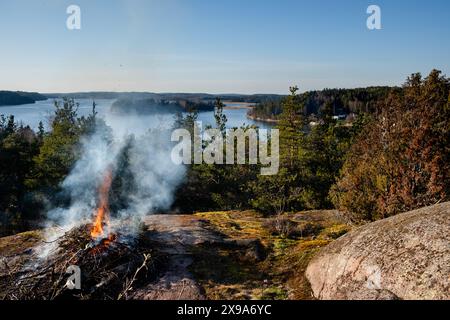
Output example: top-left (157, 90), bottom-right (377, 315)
top-left (0, 91), bottom-right (47, 106)
top-left (110, 98), bottom-right (216, 114)
top-left (45, 92), bottom-right (284, 104)
top-left (42, 92), bottom-right (285, 114)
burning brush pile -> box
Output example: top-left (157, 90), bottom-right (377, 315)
top-left (1, 170), bottom-right (162, 300)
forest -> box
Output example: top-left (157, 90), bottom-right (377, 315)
top-left (247, 86), bottom-right (398, 121)
top-left (0, 70), bottom-right (449, 237)
top-left (0, 91), bottom-right (47, 106)
top-left (110, 97), bottom-right (215, 114)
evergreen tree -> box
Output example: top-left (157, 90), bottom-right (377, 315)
top-left (301, 101), bottom-right (352, 208)
top-left (214, 97), bottom-right (227, 135)
top-left (277, 86), bottom-right (305, 169)
top-left (33, 98), bottom-right (83, 190)
top-left (37, 121), bottom-right (45, 141)
top-left (0, 120), bottom-right (40, 235)
top-left (250, 87), bottom-right (309, 214)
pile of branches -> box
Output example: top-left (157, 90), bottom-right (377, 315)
top-left (1, 224), bottom-right (161, 300)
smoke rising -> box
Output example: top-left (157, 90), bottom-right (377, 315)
top-left (44, 112), bottom-right (186, 243)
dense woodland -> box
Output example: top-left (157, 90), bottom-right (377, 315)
top-left (110, 98), bottom-right (215, 114)
top-left (248, 86), bottom-right (398, 120)
top-left (0, 70), bottom-right (449, 237)
top-left (0, 91), bottom-right (46, 106)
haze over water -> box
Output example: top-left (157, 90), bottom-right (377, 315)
top-left (0, 99), bottom-right (272, 134)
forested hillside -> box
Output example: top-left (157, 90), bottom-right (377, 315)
top-left (110, 98), bottom-right (215, 114)
top-left (248, 86), bottom-right (397, 121)
top-left (0, 91), bottom-right (47, 106)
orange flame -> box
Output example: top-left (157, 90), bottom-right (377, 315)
top-left (91, 167), bottom-right (113, 239)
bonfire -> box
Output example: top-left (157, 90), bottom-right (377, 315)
top-left (0, 168), bottom-right (161, 300)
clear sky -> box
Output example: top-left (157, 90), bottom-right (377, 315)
top-left (0, 0), bottom-right (449, 94)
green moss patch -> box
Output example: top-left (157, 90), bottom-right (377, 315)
top-left (191, 210), bottom-right (351, 300)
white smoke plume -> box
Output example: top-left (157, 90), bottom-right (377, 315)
top-left (41, 112), bottom-right (186, 249)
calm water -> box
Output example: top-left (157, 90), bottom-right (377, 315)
top-left (0, 99), bottom-right (272, 133)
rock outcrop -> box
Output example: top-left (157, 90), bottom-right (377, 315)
top-left (306, 202), bottom-right (450, 300)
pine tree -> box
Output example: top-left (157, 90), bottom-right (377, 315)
top-left (0, 119), bottom-right (41, 235)
top-left (249, 86), bottom-right (310, 214)
top-left (277, 86), bottom-right (305, 169)
top-left (33, 99), bottom-right (82, 189)
top-left (214, 97), bottom-right (227, 135)
top-left (37, 121), bottom-right (45, 141)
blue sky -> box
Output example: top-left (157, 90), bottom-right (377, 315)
top-left (0, 0), bottom-right (449, 94)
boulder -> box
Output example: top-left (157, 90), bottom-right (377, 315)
top-left (306, 202), bottom-right (450, 300)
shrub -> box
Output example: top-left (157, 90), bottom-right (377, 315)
top-left (295, 222), bottom-right (323, 238)
top-left (263, 215), bottom-right (297, 238)
top-left (263, 216), bottom-right (322, 239)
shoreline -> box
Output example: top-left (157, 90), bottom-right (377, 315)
top-left (222, 101), bottom-right (255, 110)
top-left (246, 114), bottom-right (280, 124)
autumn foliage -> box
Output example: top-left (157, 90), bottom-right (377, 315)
top-left (331, 70), bottom-right (450, 221)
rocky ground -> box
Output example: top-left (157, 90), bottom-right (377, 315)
top-left (306, 202), bottom-right (450, 300)
top-left (4, 204), bottom-right (447, 300)
top-left (0, 210), bottom-right (350, 300)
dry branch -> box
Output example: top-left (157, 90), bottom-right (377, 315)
top-left (0, 224), bottom-right (160, 300)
